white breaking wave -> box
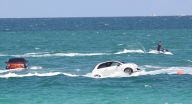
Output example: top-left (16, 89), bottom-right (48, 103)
top-left (141, 65), bottom-right (165, 69)
top-left (0, 54), bottom-right (6, 57)
top-left (131, 67), bottom-right (192, 77)
top-left (0, 70), bottom-right (9, 73)
top-left (0, 72), bottom-right (61, 78)
top-left (0, 72), bottom-right (79, 78)
top-left (114, 49), bottom-right (145, 54)
top-left (62, 73), bottom-right (80, 77)
top-left (29, 66), bottom-right (43, 70)
top-left (0, 66), bottom-right (192, 78)
top-left (1, 49), bottom-right (146, 58)
top-left (117, 44), bottom-right (123, 46)
top-left (1, 48), bottom-right (174, 58)
top-left (11, 52), bottom-right (108, 57)
top-left (35, 47), bottom-right (40, 50)
top-left (114, 49), bottom-right (173, 55)
top-left (187, 60), bottom-right (192, 63)
top-left (52, 52), bottom-right (108, 57)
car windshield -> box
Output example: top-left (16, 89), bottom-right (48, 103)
top-left (97, 61), bottom-right (121, 69)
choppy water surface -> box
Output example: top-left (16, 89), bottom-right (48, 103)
top-left (0, 16), bottom-right (192, 104)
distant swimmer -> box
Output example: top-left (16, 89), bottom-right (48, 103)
top-left (157, 41), bottom-right (163, 52)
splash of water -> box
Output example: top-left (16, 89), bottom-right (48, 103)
top-left (11, 52), bottom-right (108, 57)
top-left (148, 50), bottom-right (173, 55)
top-left (114, 49), bottom-right (145, 54)
top-left (0, 66), bottom-right (191, 78)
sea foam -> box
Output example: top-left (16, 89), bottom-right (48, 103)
top-left (148, 50), bottom-right (173, 55)
top-left (114, 49), bottom-right (145, 54)
top-left (1, 66), bottom-right (191, 78)
top-left (11, 52), bottom-right (108, 57)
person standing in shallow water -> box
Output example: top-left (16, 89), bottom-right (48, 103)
top-left (157, 41), bottom-right (163, 52)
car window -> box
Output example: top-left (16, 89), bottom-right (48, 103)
top-left (111, 62), bottom-right (121, 66)
top-left (97, 62), bottom-right (112, 69)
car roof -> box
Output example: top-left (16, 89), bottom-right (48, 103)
top-left (93, 61), bottom-right (124, 69)
top-left (97, 60), bottom-right (123, 65)
top-left (7, 58), bottom-right (27, 63)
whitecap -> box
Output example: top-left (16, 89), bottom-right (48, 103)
top-left (131, 67), bottom-right (192, 76)
top-left (0, 71), bottom-right (81, 78)
top-left (144, 84), bottom-right (152, 88)
top-left (35, 48), bottom-right (40, 50)
top-left (53, 52), bottom-right (108, 57)
top-left (11, 52), bottom-right (109, 57)
top-left (114, 49), bottom-right (145, 54)
top-left (62, 73), bottom-right (79, 77)
top-left (0, 72), bottom-right (61, 78)
top-left (187, 60), bottom-right (192, 63)
top-left (75, 69), bottom-right (81, 72)
top-left (142, 65), bottom-right (165, 69)
top-left (11, 52), bottom-right (51, 57)
top-left (104, 24), bottom-right (109, 26)
top-left (0, 70), bottom-right (9, 73)
top-left (1, 66), bottom-right (191, 79)
top-left (35, 72), bottom-right (61, 77)
top-left (29, 66), bottom-right (43, 70)
top-left (0, 54), bottom-right (7, 57)
top-left (117, 44), bottom-right (123, 46)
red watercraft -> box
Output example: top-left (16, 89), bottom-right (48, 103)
top-left (6, 58), bottom-right (28, 69)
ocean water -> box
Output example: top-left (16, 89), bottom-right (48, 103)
top-left (0, 16), bottom-right (192, 104)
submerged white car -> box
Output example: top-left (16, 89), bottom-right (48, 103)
top-left (92, 61), bottom-right (141, 77)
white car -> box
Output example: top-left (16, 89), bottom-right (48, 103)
top-left (92, 61), bottom-right (141, 77)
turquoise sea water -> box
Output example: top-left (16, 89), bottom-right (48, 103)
top-left (0, 16), bottom-right (192, 104)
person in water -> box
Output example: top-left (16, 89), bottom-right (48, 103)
top-left (157, 41), bottom-right (163, 52)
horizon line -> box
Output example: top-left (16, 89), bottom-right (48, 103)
top-left (0, 15), bottom-right (191, 19)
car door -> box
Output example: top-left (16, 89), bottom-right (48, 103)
top-left (94, 62), bottom-right (114, 76)
top-left (104, 62), bottom-right (121, 75)
top-left (111, 62), bottom-right (121, 70)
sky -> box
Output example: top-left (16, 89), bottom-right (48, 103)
top-left (0, 0), bottom-right (192, 18)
